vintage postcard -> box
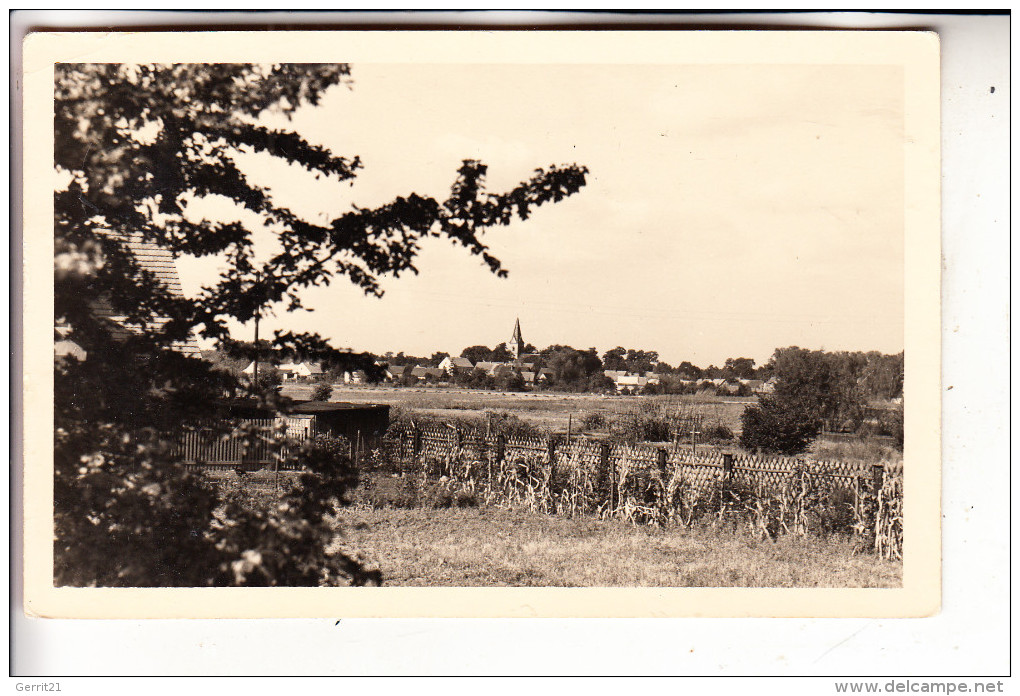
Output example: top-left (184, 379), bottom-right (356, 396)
top-left (21, 29), bottom-right (940, 618)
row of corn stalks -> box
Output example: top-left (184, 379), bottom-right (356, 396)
top-left (401, 440), bottom-right (903, 559)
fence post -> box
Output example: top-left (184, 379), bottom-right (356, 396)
top-left (871, 463), bottom-right (885, 535)
top-left (412, 425), bottom-right (422, 459)
top-left (656, 447), bottom-right (669, 520)
top-left (600, 442), bottom-right (614, 514)
top-left (493, 433), bottom-right (505, 495)
top-left (546, 437), bottom-right (557, 507)
top-left (722, 453), bottom-right (734, 481)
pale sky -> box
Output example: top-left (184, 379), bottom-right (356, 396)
top-left (178, 63), bottom-right (904, 367)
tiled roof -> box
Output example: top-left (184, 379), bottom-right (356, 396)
top-left (89, 231), bottom-right (201, 356)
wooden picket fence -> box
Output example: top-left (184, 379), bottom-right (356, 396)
top-left (382, 425), bottom-right (904, 559)
top-left (176, 416), bottom-right (315, 470)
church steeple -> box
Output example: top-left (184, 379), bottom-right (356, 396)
top-left (508, 317), bottom-right (524, 360)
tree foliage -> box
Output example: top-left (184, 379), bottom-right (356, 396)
top-left (739, 395), bottom-right (820, 456)
top-left (53, 63), bottom-right (588, 586)
top-left (766, 347), bottom-right (868, 432)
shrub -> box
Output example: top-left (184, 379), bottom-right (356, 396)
top-left (739, 396), bottom-right (819, 455)
top-left (54, 425), bottom-right (379, 587)
top-left (250, 366), bottom-right (283, 396)
top-left (311, 381), bottom-right (333, 401)
top-left (876, 409), bottom-right (904, 450)
top-left (483, 410), bottom-right (542, 438)
top-left (702, 423), bottom-right (734, 444)
top-left (582, 411), bottom-right (607, 431)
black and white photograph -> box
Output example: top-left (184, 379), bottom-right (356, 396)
top-left (22, 28), bottom-right (942, 619)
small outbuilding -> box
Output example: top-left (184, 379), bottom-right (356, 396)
top-left (289, 400), bottom-right (391, 450)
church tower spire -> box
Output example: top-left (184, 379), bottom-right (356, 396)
top-left (508, 317), bottom-right (524, 361)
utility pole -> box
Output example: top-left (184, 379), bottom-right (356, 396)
top-left (251, 270), bottom-right (263, 398)
top-left (252, 311), bottom-right (260, 396)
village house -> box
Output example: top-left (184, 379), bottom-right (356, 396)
top-left (744, 379), bottom-right (765, 393)
top-left (410, 366), bottom-right (445, 382)
top-left (56, 230), bottom-right (203, 363)
top-left (615, 374), bottom-right (649, 392)
top-left (342, 369), bottom-right (368, 384)
top-left (438, 355), bottom-right (474, 375)
top-left (385, 364), bottom-right (413, 382)
top-left (242, 360), bottom-right (323, 382)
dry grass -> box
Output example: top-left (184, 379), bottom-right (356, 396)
top-left (332, 505), bottom-right (902, 588)
top-left (808, 436), bottom-right (903, 464)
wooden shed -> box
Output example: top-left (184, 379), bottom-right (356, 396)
top-left (289, 401), bottom-right (391, 450)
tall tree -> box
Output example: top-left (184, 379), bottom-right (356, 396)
top-left (460, 345), bottom-right (493, 364)
top-left (602, 346), bottom-right (627, 371)
top-left (490, 342), bottom-right (512, 362)
top-left (53, 63), bottom-right (588, 586)
top-left (723, 357), bottom-right (757, 380)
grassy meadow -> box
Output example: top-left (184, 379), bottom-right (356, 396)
top-left (332, 504), bottom-right (902, 588)
top-left (282, 383), bottom-right (901, 464)
top-left (282, 383), bottom-right (750, 435)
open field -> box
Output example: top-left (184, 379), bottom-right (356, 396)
top-left (333, 505), bottom-right (902, 587)
top-left (282, 383), bottom-right (750, 435)
top-left (281, 383), bottom-right (901, 463)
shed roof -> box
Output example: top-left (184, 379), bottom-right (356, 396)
top-left (290, 400), bottom-right (389, 413)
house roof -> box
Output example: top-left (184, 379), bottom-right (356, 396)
top-left (521, 371), bottom-right (536, 382)
top-left (91, 231), bottom-right (201, 357)
top-left (447, 356), bottom-right (474, 368)
top-left (616, 375), bottom-right (648, 386)
top-left (411, 366), bottom-right (444, 378)
top-left (387, 365), bottom-right (412, 376)
top-left (474, 361), bottom-right (499, 372)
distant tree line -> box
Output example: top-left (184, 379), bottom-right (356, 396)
top-left (205, 341), bottom-right (904, 408)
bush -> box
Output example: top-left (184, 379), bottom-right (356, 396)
top-left (311, 381), bottom-right (333, 401)
top-left (54, 425), bottom-right (379, 587)
top-left (876, 409), bottom-right (904, 450)
top-left (483, 410), bottom-right (543, 438)
top-left (702, 423), bottom-right (734, 444)
top-left (250, 366), bottom-right (283, 396)
top-left (582, 411), bottom-right (607, 431)
top-left (739, 396), bottom-right (819, 455)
